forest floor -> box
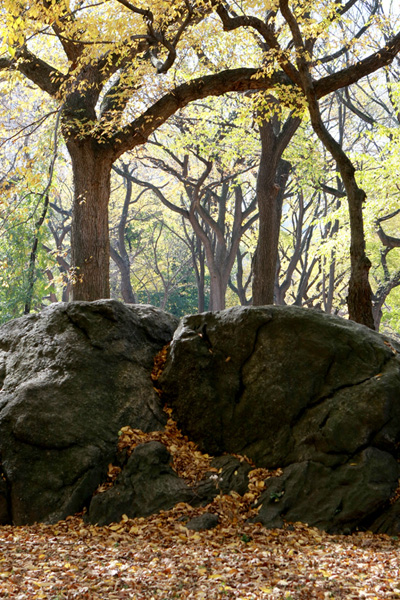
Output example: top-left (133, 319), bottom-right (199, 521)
top-left (2, 361), bottom-right (400, 600)
top-left (0, 506), bottom-right (399, 600)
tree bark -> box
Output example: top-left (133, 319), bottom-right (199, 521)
top-left (192, 234), bottom-right (207, 313)
top-left (208, 270), bottom-right (227, 312)
top-left (68, 140), bottom-right (113, 301)
top-left (110, 246), bottom-right (137, 303)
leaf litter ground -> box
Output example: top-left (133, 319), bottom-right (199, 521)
top-left (1, 346), bottom-right (400, 599)
top-left (1, 512), bottom-right (400, 599)
top-left (2, 416), bottom-right (400, 600)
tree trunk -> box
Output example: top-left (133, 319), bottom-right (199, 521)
top-left (252, 113), bottom-right (300, 306)
top-left (119, 259), bottom-right (137, 304)
top-left (306, 103), bottom-right (374, 328)
top-left (253, 157), bottom-right (291, 305)
top-left (109, 165), bottom-right (137, 304)
top-left (68, 140), bottom-right (113, 301)
top-left (196, 240), bottom-right (206, 313)
top-left (285, 28), bottom-right (375, 328)
top-left (345, 182), bottom-right (374, 328)
top-left (208, 269), bottom-right (227, 311)
top-left (110, 246), bottom-right (137, 303)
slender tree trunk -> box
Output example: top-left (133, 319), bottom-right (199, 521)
top-left (25, 113), bottom-right (60, 313)
top-left (345, 182), bottom-right (374, 328)
top-left (285, 21), bottom-right (375, 328)
top-left (182, 224), bottom-right (207, 312)
top-left (24, 188), bottom-right (52, 314)
top-left (304, 102), bottom-right (374, 328)
top-left (274, 190), bottom-right (306, 305)
top-left (68, 140), bottom-right (113, 301)
top-left (188, 215), bottom-right (229, 312)
top-left (228, 249), bottom-right (252, 305)
top-left (110, 247), bottom-right (137, 303)
top-left (120, 260), bottom-right (137, 303)
top-left (322, 253), bottom-right (336, 314)
top-left (197, 241), bottom-right (206, 313)
top-left (110, 165), bottom-right (137, 304)
top-left (204, 238), bottom-right (241, 311)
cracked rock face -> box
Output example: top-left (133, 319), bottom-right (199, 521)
top-left (160, 306), bottom-right (400, 533)
top-left (0, 301), bottom-right (178, 525)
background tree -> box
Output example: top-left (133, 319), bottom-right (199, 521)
top-left (127, 99), bottom-right (259, 310)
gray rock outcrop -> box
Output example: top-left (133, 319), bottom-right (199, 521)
top-left (2, 301), bottom-right (400, 535)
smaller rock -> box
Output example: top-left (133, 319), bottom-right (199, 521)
top-left (87, 441), bottom-right (196, 525)
top-left (186, 512), bottom-right (219, 531)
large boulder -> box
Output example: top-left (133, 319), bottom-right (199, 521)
top-left (2, 301), bottom-right (400, 534)
top-left (160, 305), bottom-right (400, 533)
top-left (0, 300), bottom-right (178, 525)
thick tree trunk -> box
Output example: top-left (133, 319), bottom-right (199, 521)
top-left (252, 113), bottom-right (300, 306)
top-left (68, 140), bottom-right (113, 301)
top-left (253, 158), bottom-right (291, 305)
top-left (208, 269), bottom-right (227, 311)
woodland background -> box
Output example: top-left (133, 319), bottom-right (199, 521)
top-left (0, 0), bottom-right (399, 338)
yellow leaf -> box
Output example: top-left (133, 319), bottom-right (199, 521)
top-left (319, 570), bottom-right (332, 578)
top-left (129, 526), bottom-right (140, 534)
